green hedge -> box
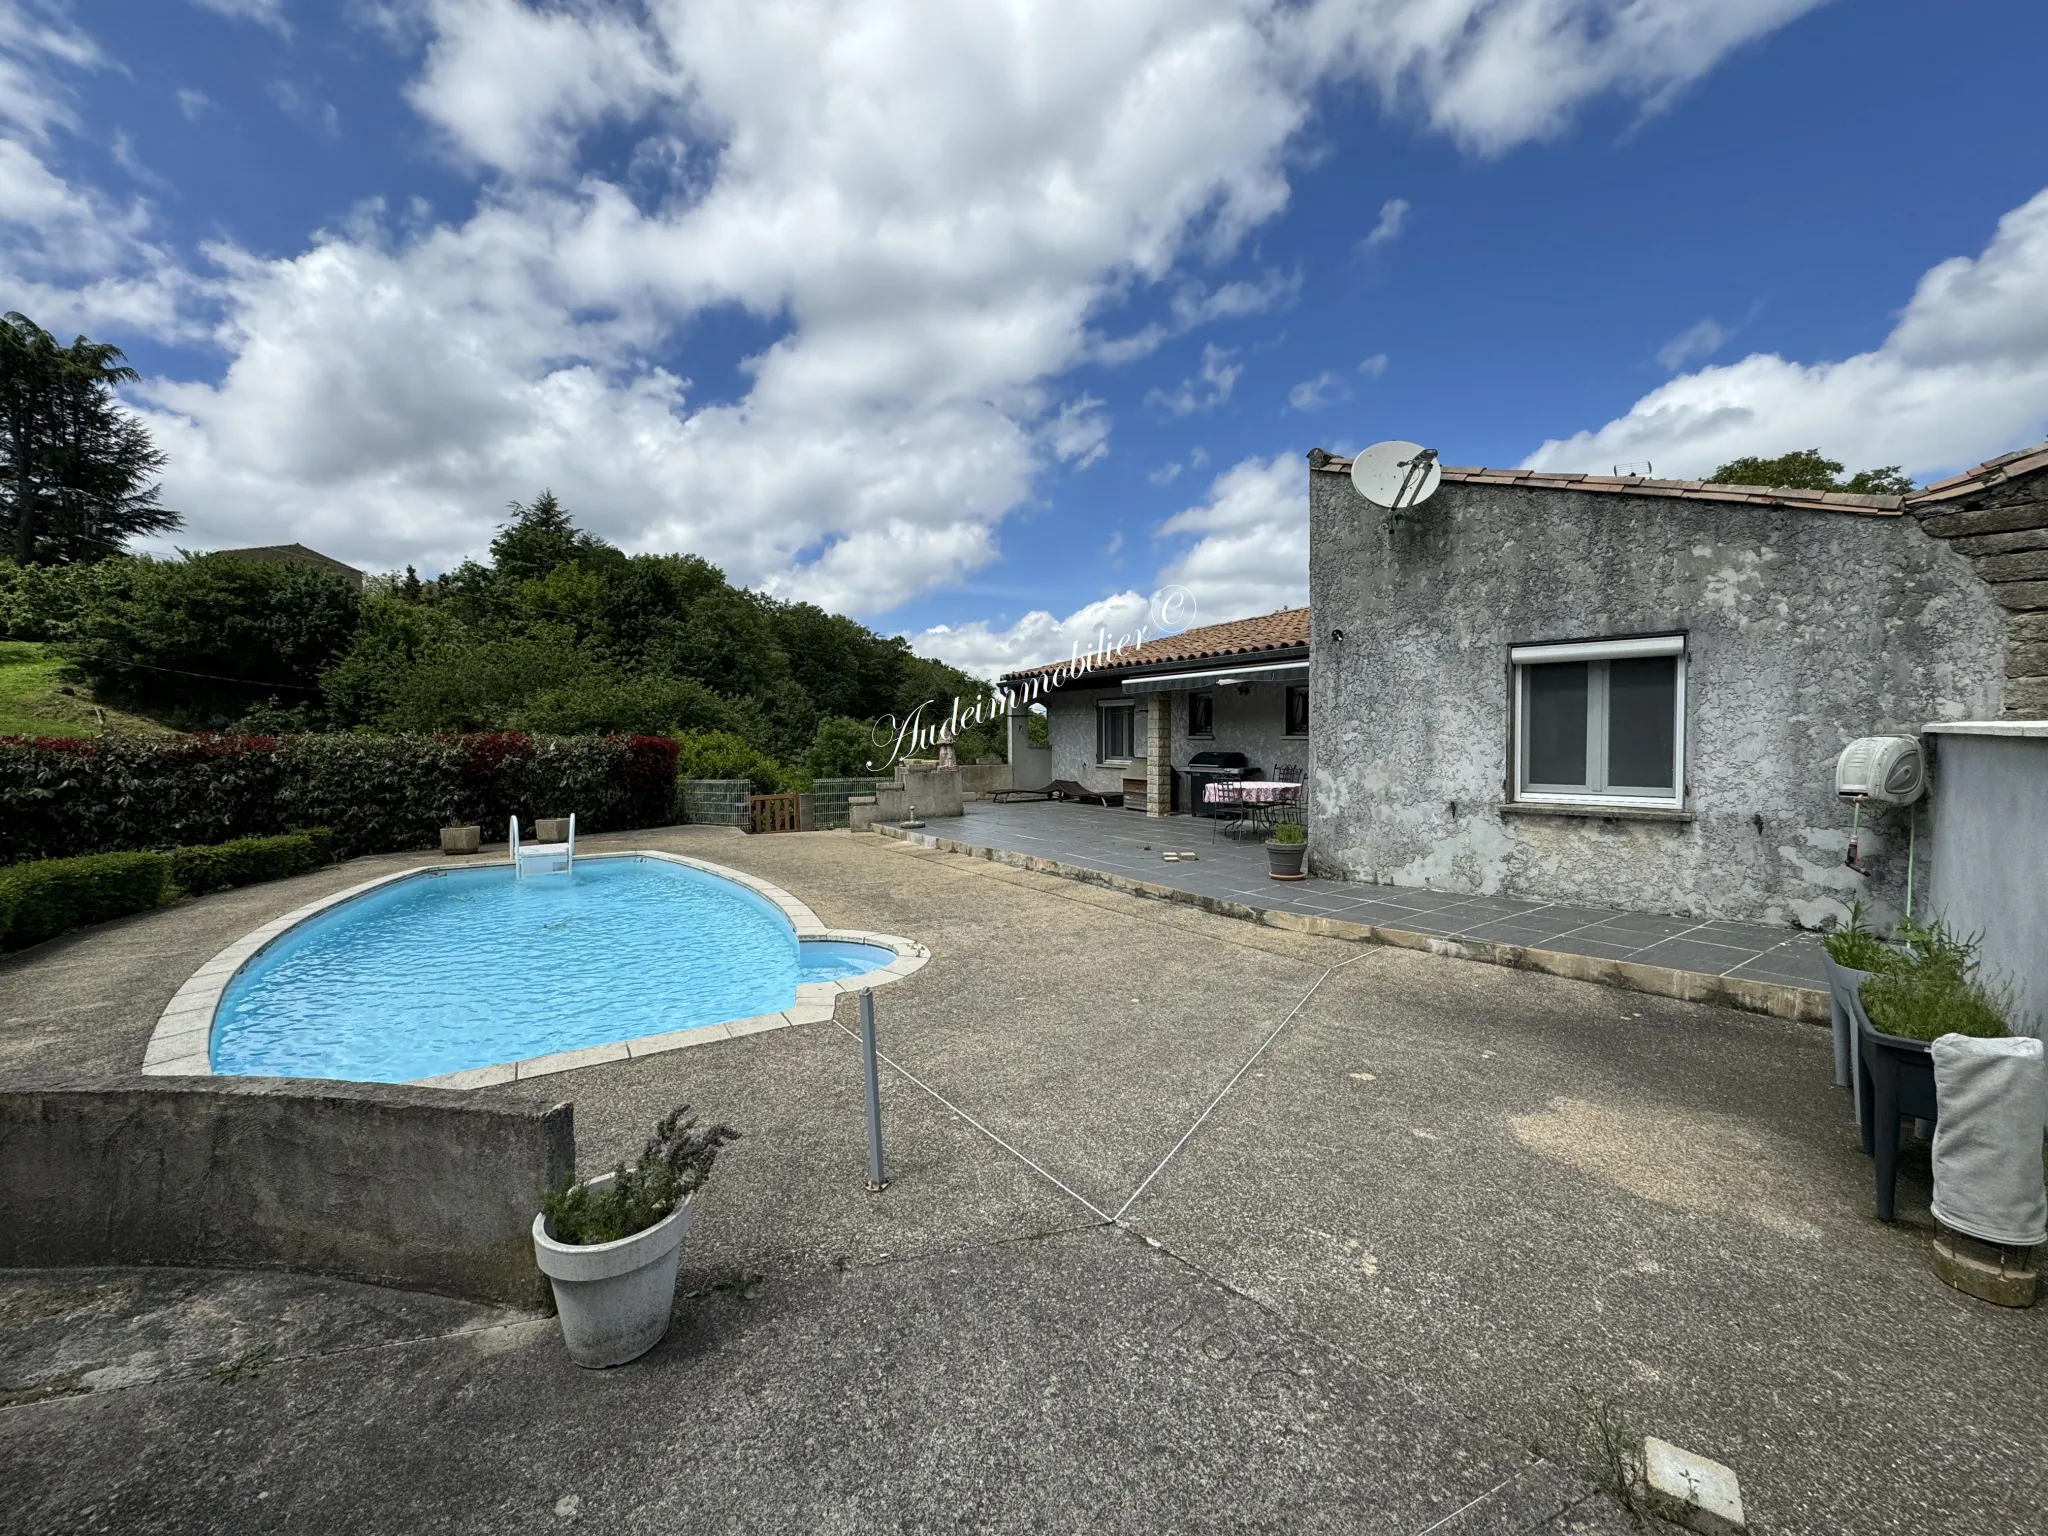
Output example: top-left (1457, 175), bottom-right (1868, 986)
top-left (0, 732), bottom-right (679, 865)
top-left (0, 830), bottom-right (340, 951)
top-left (0, 851), bottom-right (173, 951)
top-left (167, 829), bottom-right (335, 897)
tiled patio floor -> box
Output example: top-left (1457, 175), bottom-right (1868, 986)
top-left (893, 799), bottom-right (1828, 991)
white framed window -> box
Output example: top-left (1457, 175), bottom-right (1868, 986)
top-left (1097, 701), bottom-right (1138, 763)
top-left (1511, 635), bottom-right (1685, 808)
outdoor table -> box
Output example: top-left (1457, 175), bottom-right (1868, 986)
top-left (1203, 780), bottom-right (1302, 805)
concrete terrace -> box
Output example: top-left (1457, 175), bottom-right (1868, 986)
top-left (3, 826), bottom-right (2042, 1534)
top-left (887, 799), bottom-right (1830, 1004)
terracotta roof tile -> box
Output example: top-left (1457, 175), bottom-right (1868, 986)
top-left (1000, 607), bottom-right (1309, 684)
top-left (1905, 441), bottom-right (2048, 506)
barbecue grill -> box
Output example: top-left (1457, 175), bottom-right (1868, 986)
top-left (1184, 749), bottom-right (1254, 819)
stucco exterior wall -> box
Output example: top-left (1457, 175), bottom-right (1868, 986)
top-left (1924, 727), bottom-right (2048, 1035)
top-left (1169, 683), bottom-right (1310, 782)
top-left (1307, 469), bottom-right (2006, 927)
top-left (1042, 682), bottom-right (1309, 803)
top-left (1044, 687), bottom-right (1151, 794)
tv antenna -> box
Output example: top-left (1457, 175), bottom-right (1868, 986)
top-left (1350, 440), bottom-right (1442, 511)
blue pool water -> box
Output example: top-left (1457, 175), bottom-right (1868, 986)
top-left (210, 857), bottom-right (896, 1083)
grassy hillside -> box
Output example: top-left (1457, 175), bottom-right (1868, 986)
top-left (0, 642), bottom-right (171, 739)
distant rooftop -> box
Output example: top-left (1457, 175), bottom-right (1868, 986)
top-left (212, 543), bottom-right (366, 588)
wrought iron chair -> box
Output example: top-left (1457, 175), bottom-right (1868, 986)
top-left (1253, 763), bottom-right (1305, 836)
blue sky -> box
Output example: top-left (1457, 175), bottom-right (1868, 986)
top-left (6, 0), bottom-right (2046, 675)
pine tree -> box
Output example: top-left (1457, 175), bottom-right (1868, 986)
top-left (0, 312), bottom-right (179, 564)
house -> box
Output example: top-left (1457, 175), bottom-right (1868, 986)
top-left (999, 608), bottom-right (1311, 816)
top-left (212, 543), bottom-right (367, 589)
top-left (1304, 440), bottom-right (2048, 928)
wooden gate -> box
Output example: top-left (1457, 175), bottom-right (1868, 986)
top-left (748, 792), bottom-right (802, 834)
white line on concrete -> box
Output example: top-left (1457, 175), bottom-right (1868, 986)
top-left (1111, 951), bottom-right (1373, 1224)
top-left (830, 1019), bottom-right (1116, 1223)
top-left (1404, 1465), bottom-right (1536, 1535)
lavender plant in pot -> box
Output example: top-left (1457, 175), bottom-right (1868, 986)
top-left (533, 1106), bottom-right (739, 1368)
top-left (1266, 817), bottom-right (1308, 881)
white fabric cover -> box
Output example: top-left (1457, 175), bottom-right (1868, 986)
top-left (1930, 1034), bottom-right (2048, 1248)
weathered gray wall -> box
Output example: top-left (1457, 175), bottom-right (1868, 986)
top-left (1043, 683), bottom-right (1306, 802)
top-left (1044, 687), bottom-right (1149, 794)
top-left (0, 1078), bottom-right (574, 1307)
top-left (1168, 683), bottom-right (1309, 782)
top-left (1925, 727), bottom-right (2048, 1035)
top-left (1308, 469), bottom-right (2006, 926)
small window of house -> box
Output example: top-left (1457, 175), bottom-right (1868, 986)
top-left (1098, 701), bottom-right (1136, 763)
top-left (1188, 693), bottom-right (1214, 738)
top-left (1284, 685), bottom-right (1310, 738)
top-left (1512, 636), bottom-right (1684, 808)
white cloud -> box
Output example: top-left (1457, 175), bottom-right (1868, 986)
top-left (1527, 187), bottom-right (2048, 482)
top-left (7, 0), bottom-right (1829, 618)
top-left (1293, 0), bottom-right (1826, 157)
top-left (1288, 369), bottom-right (1343, 412)
top-left (1147, 342), bottom-right (1242, 417)
top-left (1156, 452), bottom-right (1306, 621)
top-left (1362, 195), bottom-right (1408, 247)
top-left (1655, 316), bottom-right (1727, 371)
top-left (1357, 351), bottom-right (1388, 378)
top-left (176, 87), bottom-right (214, 120)
top-left (908, 589), bottom-right (1160, 681)
top-left (1148, 460), bottom-right (1183, 485)
top-left (187, 0), bottom-right (289, 31)
top-left (1044, 395), bottom-right (1110, 468)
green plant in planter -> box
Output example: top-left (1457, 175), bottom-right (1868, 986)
top-left (1860, 918), bottom-right (2012, 1043)
top-left (542, 1105), bottom-right (740, 1246)
top-left (1823, 901), bottom-right (1899, 974)
top-left (1268, 819), bottom-right (1306, 846)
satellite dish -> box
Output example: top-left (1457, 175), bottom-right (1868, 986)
top-left (1350, 440), bottom-right (1441, 510)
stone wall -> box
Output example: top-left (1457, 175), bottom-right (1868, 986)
top-left (1906, 453), bottom-right (2048, 716)
top-left (0, 1077), bottom-right (574, 1307)
top-left (676, 779), bottom-right (751, 828)
top-left (1307, 466), bottom-right (2007, 927)
top-left (1925, 725), bottom-right (2048, 1037)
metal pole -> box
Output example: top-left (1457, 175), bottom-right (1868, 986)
top-left (860, 988), bottom-right (887, 1192)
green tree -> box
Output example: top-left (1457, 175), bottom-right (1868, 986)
top-left (1710, 449), bottom-right (1914, 496)
top-left (67, 555), bottom-right (363, 725)
top-left (0, 313), bottom-right (179, 564)
top-left (805, 714), bottom-right (878, 777)
top-left (490, 489), bottom-right (611, 583)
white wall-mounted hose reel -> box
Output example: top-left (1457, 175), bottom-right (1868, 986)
top-left (1835, 735), bottom-right (1926, 805)
top-left (1833, 735), bottom-right (1927, 894)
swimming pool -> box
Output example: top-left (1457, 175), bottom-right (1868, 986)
top-left (193, 855), bottom-right (915, 1084)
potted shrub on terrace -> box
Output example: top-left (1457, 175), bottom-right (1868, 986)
top-left (533, 1106), bottom-right (740, 1368)
top-left (1267, 817), bottom-right (1308, 881)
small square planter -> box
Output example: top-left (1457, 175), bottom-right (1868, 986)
top-left (1266, 839), bottom-right (1308, 880)
top-left (535, 817), bottom-right (573, 843)
top-left (440, 824), bottom-right (481, 856)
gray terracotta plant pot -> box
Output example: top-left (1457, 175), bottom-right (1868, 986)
top-left (1266, 840), bottom-right (1308, 880)
top-left (440, 824), bottom-right (481, 855)
top-left (532, 1179), bottom-right (698, 1369)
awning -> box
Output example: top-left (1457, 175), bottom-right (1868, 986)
top-left (1121, 658), bottom-right (1309, 694)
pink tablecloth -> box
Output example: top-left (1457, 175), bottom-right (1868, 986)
top-left (1203, 780), bottom-right (1302, 805)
